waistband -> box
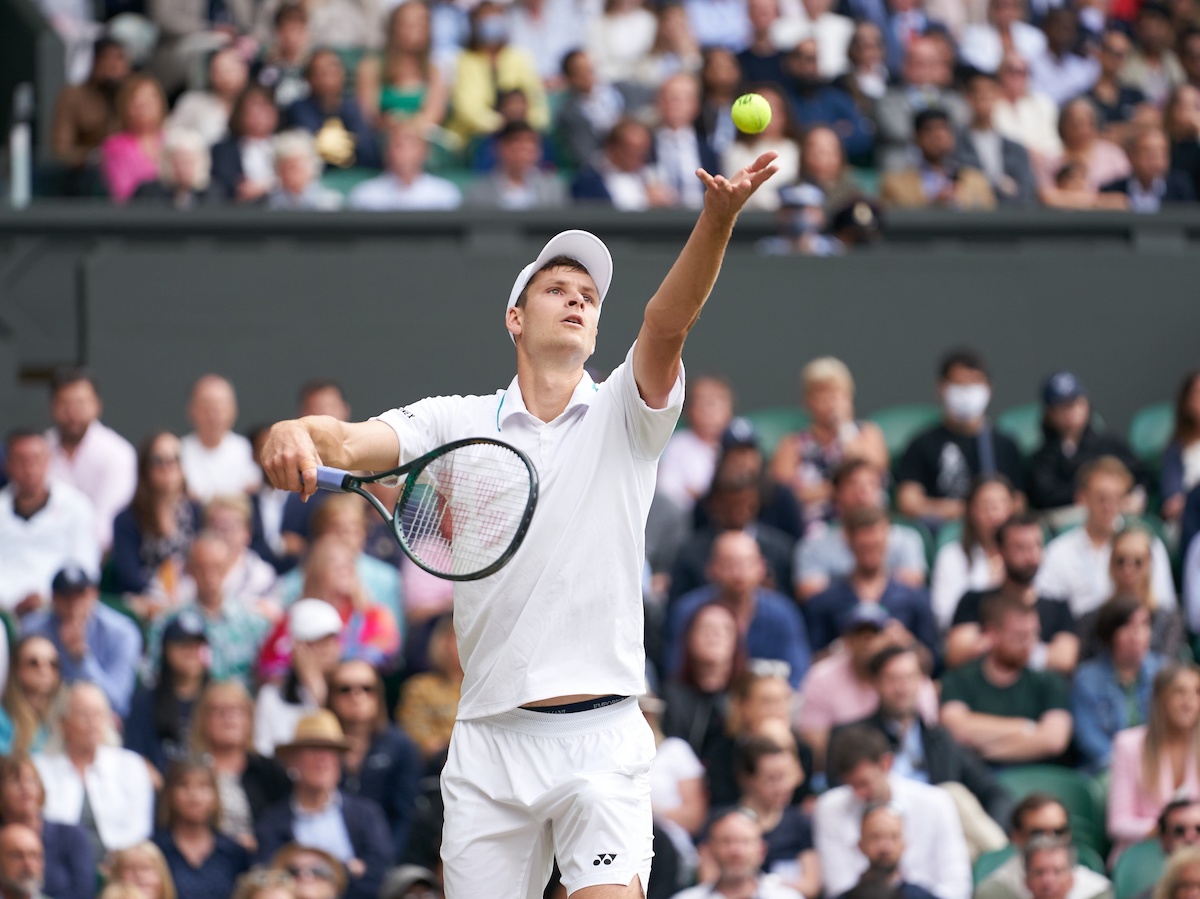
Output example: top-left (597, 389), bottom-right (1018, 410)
top-left (524, 695), bottom-right (628, 714)
top-left (481, 696), bottom-right (640, 737)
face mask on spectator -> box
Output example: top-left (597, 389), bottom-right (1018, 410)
top-left (943, 383), bottom-right (991, 422)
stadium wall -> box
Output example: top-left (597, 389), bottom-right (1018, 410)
top-left (1, 207), bottom-right (1197, 439)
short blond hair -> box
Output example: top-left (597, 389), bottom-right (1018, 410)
top-left (205, 494), bottom-right (252, 526)
top-left (110, 842), bottom-right (178, 899)
top-left (801, 357), bottom-right (854, 395)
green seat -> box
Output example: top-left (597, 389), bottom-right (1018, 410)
top-left (1129, 401), bottom-right (1174, 468)
top-left (867, 403), bottom-right (941, 462)
top-left (743, 407), bottom-right (811, 458)
top-left (320, 166), bottom-right (378, 196)
top-left (973, 845), bottom-right (1014, 884)
top-left (995, 765), bottom-right (1108, 856)
top-left (1112, 838), bottom-right (1165, 899)
top-left (996, 403), bottom-right (1045, 458)
top-left (934, 518), bottom-right (964, 553)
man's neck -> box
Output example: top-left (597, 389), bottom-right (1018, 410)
top-left (714, 874), bottom-right (760, 899)
top-left (196, 430), bottom-right (224, 450)
top-left (982, 653), bottom-right (1021, 687)
top-left (13, 487), bottom-right (50, 518)
top-left (515, 359), bottom-right (586, 422)
top-left (850, 568), bottom-right (888, 601)
top-left (66, 744), bottom-right (97, 771)
top-left (391, 170), bottom-right (421, 187)
top-left (943, 415), bottom-right (984, 435)
top-left (1002, 580), bottom-right (1037, 605)
top-left (883, 708), bottom-right (917, 735)
top-left (720, 587), bottom-right (757, 622)
top-left (502, 167), bottom-right (531, 187)
top-left (295, 786), bottom-right (333, 812)
top-left (1084, 520), bottom-right (1113, 546)
top-left (197, 593), bottom-right (224, 616)
top-left (971, 118), bottom-right (993, 133)
top-left (58, 423), bottom-right (90, 455)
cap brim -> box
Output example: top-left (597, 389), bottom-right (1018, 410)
top-left (505, 230), bottom-right (613, 342)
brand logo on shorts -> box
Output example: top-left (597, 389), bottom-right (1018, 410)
top-left (593, 854), bottom-right (617, 866)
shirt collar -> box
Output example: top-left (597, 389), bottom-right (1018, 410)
top-left (496, 370), bottom-right (599, 429)
top-left (292, 790), bottom-right (343, 818)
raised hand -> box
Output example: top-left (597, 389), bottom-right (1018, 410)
top-left (696, 151), bottom-right (779, 225)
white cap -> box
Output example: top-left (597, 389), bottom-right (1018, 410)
top-left (289, 598), bottom-right (343, 643)
top-left (504, 230), bottom-right (613, 343)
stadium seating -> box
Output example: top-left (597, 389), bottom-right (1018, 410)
top-left (867, 403), bottom-right (941, 464)
top-left (1129, 401), bottom-right (1175, 470)
top-left (995, 765), bottom-right (1109, 856)
top-left (1112, 838), bottom-right (1166, 899)
top-left (743, 407), bottom-right (811, 458)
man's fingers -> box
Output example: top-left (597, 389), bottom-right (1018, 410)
top-left (298, 463), bottom-right (319, 501)
top-left (750, 150), bottom-right (779, 173)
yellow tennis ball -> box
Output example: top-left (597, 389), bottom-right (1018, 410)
top-left (732, 92), bottom-right (772, 134)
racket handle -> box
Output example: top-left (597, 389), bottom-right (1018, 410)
top-left (315, 466), bottom-right (350, 492)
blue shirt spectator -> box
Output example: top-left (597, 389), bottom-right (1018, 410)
top-left (1072, 596), bottom-right (1167, 772)
top-left (24, 566), bottom-right (142, 718)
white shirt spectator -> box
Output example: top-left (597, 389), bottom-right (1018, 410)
top-left (930, 542), bottom-right (1001, 631)
top-left (1035, 525), bottom-right (1177, 619)
top-left (167, 92), bottom-right (231, 147)
top-left (993, 92), bottom-right (1063, 158)
top-left (35, 745), bottom-right (155, 851)
top-left (1029, 51), bottom-right (1101, 108)
top-left (347, 172), bottom-right (463, 211)
top-left (507, 0), bottom-right (587, 83)
top-left (657, 429), bottom-right (719, 511)
top-left (180, 431), bottom-right (261, 504)
top-left (960, 22), bottom-right (1047, 73)
top-left (722, 139), bottom-right (801, 211)
top-left (814, 773), bottom-right (972, 899)
top-left (253, 681), bottom-right (319, 757)
top-left (45, 420), bottom-right (137, 551)
top-left (673, 874), bottom-right (803, 898)
top-left (586, 7), bottom-right (658, 84)
top-left (0, 482), bottom-right (99, 611)
top-left (684, 0), bottom-right (751, 51)
top-left (795, 12), bottom-right (856, 78)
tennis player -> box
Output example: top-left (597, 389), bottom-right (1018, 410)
top-left (261, 151), bottom-right (778, 899)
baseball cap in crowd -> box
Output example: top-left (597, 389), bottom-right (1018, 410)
top-left (289, 598), bottom-right (343, 643)
top-left (163, 609), bottom-right (208, 644)
top-left (1042, 371), bottom-right (1086, 407)
top-left (51, 565), bottom-right (95, 596)
top-left (379, 865), bottom-right (443, 899)
top-left (505, 230), bottom-right (614, 342)
top-left (843, 603), bottom-right (892, 634)
top-left (721, 417), bottom-right (760, 452)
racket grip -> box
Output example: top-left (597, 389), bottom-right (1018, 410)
top-left (315, 466), bottom-right (350, 492)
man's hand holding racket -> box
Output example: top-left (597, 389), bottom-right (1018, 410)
top-left (262, 419), bottom-right (324, 499)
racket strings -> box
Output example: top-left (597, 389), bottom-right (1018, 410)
top-left (398, 444), bottom-right (533, 577)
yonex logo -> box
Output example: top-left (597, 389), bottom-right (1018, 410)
top-left (593, 854), bottom-right (617, 866)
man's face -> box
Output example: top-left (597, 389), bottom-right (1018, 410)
top-left (710, 481), bottom-right (760, 530)
top-left (844, 758), bottom-right (891, 804)
top-left (967, 76), bottom-right (999, 124)
top-left (0, 828), bottom-right (44, 898)
top-left (1026, 847), bottom-right (1074, 899)
top-left (989, 608), bottom-right (1039, 669)
top-left (748, 0), bottom-right (779, 32)
top-left (1131, 130), bottom-right (1170, 183)
top-left (1000, 524), bottom-right (1043, 585)
top-left (497, 132), bottom-right (542, 176)
top-left (708, 814), bottom-right (766, 880)
top-left (1015, 802), bottom-right (1069, 847)
top-left (1080, 472), bottom-right (1127, 534)
top-left (707, 533), bottom-right (766, 596)
top-left (686, 380), bottom-right (733, 441)
top-left (904, 39), bottom-right (940, 87)
top-left (607, 124), bottom-right (652, 173)
top-left (5, 437), bottom-right (50, 496)
top-left (790, 41), bottom-right (820, 81)
top-left (1137, 11), bottom-right (1171, 53)
top-left (509, 265), bottom-right (600, 358)
top-left (51, 586), bottom-right (97, 625)
top-left (1045, 397), bottom-right (1090, 438)
top-left (658, 76), bottom-right (699, 130)
top-left (740, 676), bottom-right (792, 730)
top-left (860, 808), bottom-right (905, 872)
top-left (1182, 34), bottom-right (1200, 82)
top-left (1043, 12), bottom-right (1076, 54)
top-left (294, 747), bottom-right (343, 791)
top-left (875, 651), bottom-right (922, 720)
top-left (1101, 32), bottom-right (1132, 77)
top-left (836, 467), bottom-right (883, 513)
top-left (92, 45), bottom-right (129, 85)
top-left (848, 521), bottom-right (889, 575)
top-left (566, 53), bottom-right (596, 93)
top-left (915, 119), bottom-right (954, 163)
top-left (190, 539), bottom-right (232, 600)
top-left (62, 688), bottom-right (109, 753)
top-left (387, 131), bottom-right (429, 180)
top-left (1163, 804), bottom-right (1200, 853)
top-left (308, 52), bottom-right (345, 98)
top-left (300, 386), bottom-right (350, 420)
top-left (743, 751), bottom-right (800, 808)
top-left (189, 378), bottom-right (237, 441)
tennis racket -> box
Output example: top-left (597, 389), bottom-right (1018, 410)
top-left (315, 437), bottom-right (538, 581)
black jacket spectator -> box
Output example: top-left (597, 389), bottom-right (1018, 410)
top-left (153, 828), bottom-right (251, 899)
top-left (1100, 170), bottom-right (1197, 203)
top-left (210, 139), bottom-right (249, 200)
top-left (255, 792), bottom-right (393, 899)
top-left (1027, 422), bottom-right (1147, 511)
top-left (43, 821), bottom-right (95, 899)
top-left (340, 726), bottom-right (423, 862)
top-left (828, 710), bottom-right (1013, 824)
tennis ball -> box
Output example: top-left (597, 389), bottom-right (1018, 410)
top-left (732, 92), bottom-right (772, 134)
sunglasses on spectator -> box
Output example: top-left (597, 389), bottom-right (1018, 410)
top-left (1029, 826), bottom-right (1070, 838)
top-left (335, 683), bottom-right (375, 696)
top-left (1114, 555), bottom-right (1147, 568)
top-left (149, 454), bottom-right (180, 467)
top-left (287, 864), bottom-right (336, 882)
top-left (1173, 824), bottom-right (1200, 837)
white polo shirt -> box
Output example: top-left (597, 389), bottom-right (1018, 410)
top-left (374, 342), bottom-right (684, 720)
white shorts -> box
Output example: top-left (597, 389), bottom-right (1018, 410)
top-left (441, 696), bottom-right (655, 898)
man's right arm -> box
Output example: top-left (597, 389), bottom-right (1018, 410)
top-left (262, 417), bottom-right (399, 498)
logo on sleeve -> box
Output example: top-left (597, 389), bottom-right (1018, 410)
top-left (593, 854), bottom-right (617, 866)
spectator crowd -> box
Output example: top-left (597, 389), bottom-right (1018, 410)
top-left (4, 350), bottom-right (1200, 899)
top-left (30, 0), bottom-right (1200, 244)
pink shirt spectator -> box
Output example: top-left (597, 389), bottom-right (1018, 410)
top-left (796, 649), bottom-right (939, 732)
top-left (1035, 139), bottom-right (1131, 192)
top-left (100, 132), bottom-right (160, 203)
top-left (46, 421), bottom-right (137, 552)
top-left (1108, 725), bottom-right (1200, 857)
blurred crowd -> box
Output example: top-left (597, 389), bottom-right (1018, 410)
top-left (28, 0), bottom-right (1200, 241)
top-left (4, 351), bottom-right (1200, 899)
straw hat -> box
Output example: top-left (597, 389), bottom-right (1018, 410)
top-left (277, 710), bottom-right (352, 754)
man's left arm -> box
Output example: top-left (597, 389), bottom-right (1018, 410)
top-left (632, 152), bottom-right (778, 408)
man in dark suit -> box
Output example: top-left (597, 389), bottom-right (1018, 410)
top-left (255, 711), bottom-right (393, 899)
top-left (956, 70), bottom-right (1037, 206)
top-left (829, 644), bottom-right (1012, 831)
top-left (1101, 126), bottom-right (1196, 210)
